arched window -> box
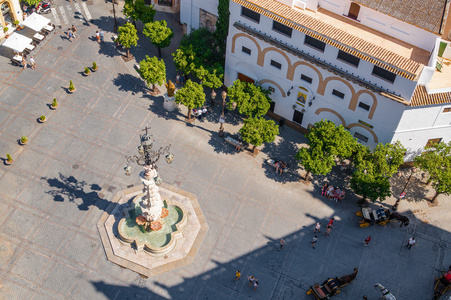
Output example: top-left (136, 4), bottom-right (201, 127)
top-left (348, 3), bottom-right (360, 20)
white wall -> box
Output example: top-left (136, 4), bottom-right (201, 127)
top-left (180, 0), bottom-right (218, 33)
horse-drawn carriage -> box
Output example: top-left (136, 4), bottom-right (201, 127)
top-left (306, 268), bottom-right (358, 299)
top-left (433, 270), bottom-right (451, 299)
top-left (356, 207), bottom-right (409, 228)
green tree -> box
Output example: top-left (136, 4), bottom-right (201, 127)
top-left (295, 146), bottom-right (335, 181)
top-left (174, 80), bottom-right (206, 121)
top-left (214, 0), bottom-right (230, 59)
top-left (414, 141), bottom-right (451, 204)
top-left (123, 0), bottom-right (155, 28)
top-left (199, 68), bottom-right (223, 106)
top-left (172, 45), bottom-right (197, 79)
top-left (23, 0), bottom-right (40, 6)
top-left (239, 117), bottom-right (279, 152)
top-left (350, 168), bottom-right (391, 202)
top-left (117, 22), bottom-right (139, 58)
top-left (227, 80), bottom-right (271, 117)
top-left (138, 55), bottom-right (166, 91)
top-left (143, 20), bottom-right (174, 57)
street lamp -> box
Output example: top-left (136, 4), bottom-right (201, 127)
top-left (218, 91), bottom-right (236, 138)
top-left (112, 0), bottom-right (118, 32)
top-left (393, 168), bottom-right (417, 211)
top-left (210, 89), bottom-right (216, 107)
top-left (123, 126), bottom-right (173, 185)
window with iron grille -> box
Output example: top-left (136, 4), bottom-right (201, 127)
top-left (372, 66), bottom-right (396, 83)
top-left (242, 46), bottom-right (251, 55)
top-left (241, 6), bottom-right (260, 23)
top-left (337, 50), bottom-right (360, 67)
top-left (332, 89), bottom-right (345, 99)
top-left (270, 60), bottom-right (282, 69)
top-left (301, 74), bottom-right (312, 83)
top-left (358, 102), bottom-right (370, 111)
top-left (272, 20), bottom-right (293, 37)
top-left (304, 35), bottom-right (326, 52)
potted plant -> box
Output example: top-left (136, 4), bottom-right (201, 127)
top-left (84, 67), bottom-right (91, 76)
top-left (38, 115), bottom-right (47, 123)
top-left (3, 27), bottom-right (9, 33)
top-left (20, 136), bottom-right (28, 145)
top-left (14, 20), bottom-right (20, 30)
top-left (50, 98), bottom-right (58, 109)
top-left (91, 62), bottom-right (98, 72)
top-left (5, 153), bottom-right (13, 165)
top-left (68, 80), bottom-right (76, 93)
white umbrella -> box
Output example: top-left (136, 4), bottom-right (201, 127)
top-left (2, 32), bottom-right (33, 53)
top-left (21, 12), bottom-right (50, 32)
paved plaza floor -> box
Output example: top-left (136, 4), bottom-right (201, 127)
top-left (0, 1), bottom-right (451, 299)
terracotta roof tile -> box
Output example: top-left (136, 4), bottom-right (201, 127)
top-left (410, 85), bottom-right (451, 106)
top-left (233, 0), bottom-right (423, 79)
top-left (355, 0), bottom-right (448, 34)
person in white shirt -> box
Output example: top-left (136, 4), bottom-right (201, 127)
top-left (406, 237), bottom-right (416, 249)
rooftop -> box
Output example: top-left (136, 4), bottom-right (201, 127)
top-left (233, 0), bottom-right (431, 80)
top-left (410, 85), bottom-right (451, 106)
top-left (355, 0), bottom-right (448, 35)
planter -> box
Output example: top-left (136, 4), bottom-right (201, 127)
top-left (50, 104), bottom-right (59, 110)
top-left (38, 117), bottom-right (47, 123)
top-left (91, 67), bottom-right (98, 72)
top-left (68, 88), bottom-right (76, 93)
top-left (84, 72), bottom-right (91, 76)
top-left (19, 140), bottom-right (28, 145)
top-left (4, 159), bottom-right (13, 165)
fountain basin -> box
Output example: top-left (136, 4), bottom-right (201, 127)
top-left (118, 195), bottom-right (188, 256)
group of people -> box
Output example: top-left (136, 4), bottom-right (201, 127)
top-left (175, 73), bottom-right (185, 85)
top-left (21, 56), bottom-right (36, 70)
top-left (232, 272), bottom-right (259, 291)
top-left (321, 183), bottom-right (345, 202)
top-left (192, 106), bottom-right (208, 120)
top-left (67, 25), bottom-right (77, 42)
top-left (95, 29), bottom-right (105, 43)
top-left (274, 161), bottom-right (287, 175)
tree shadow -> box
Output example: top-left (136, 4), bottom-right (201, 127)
top-left (389, 169), bottom-right (430, 204)
top-left (112, 73), bottom-right (149, 94)
top-left (41, 173), bottom-right (108, 211)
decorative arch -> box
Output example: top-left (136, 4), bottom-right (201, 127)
top-left (317, 76), bottom-right (356, 97)
top-left (346, 123), bottom-right (379, 143)
top-left (0, 0), bottom-right (19, 26)
top-left (353, 90), bottom-right (378, 119)
top-left (288, 61), bottom-right (324, 83)
top-left (231, 33), bottom-right (262, 56)
top-left (258, 79), bottom-right (286, 97)
top-left (258, 47), bottom-right (292, 68)
top-left (315, 108), bottom-right (346, 127)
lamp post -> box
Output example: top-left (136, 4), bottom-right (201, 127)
top-left (123, 126), bottom-right (173, 181)
top-left (218, 91), bottom-right (236, 137)
top-left (393, 168), bottom-right (417, 211)
top-left (112, 0), bottom-right (118, 32)
top-left (210, 89), bottom-right (216, 107)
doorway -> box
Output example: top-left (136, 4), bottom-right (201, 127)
top-left (292, 110), bottom-right (304, 125)
top-left (348, 3), bottom-right (360, 20)
top-left (237, 73), bottom-right (255, 84)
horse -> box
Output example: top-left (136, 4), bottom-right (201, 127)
top-left (374, 283), bottom-right (396, 300)
top-left (389, 212), bottom-right (410, 227)
top-left (337, 268), bottom-right (358, 286)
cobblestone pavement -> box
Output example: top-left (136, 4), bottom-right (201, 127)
top-left (0, 2), bottom-right (450, 300)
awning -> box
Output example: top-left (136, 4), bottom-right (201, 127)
top-left (2, 32), bottom-right (33, 53)
top-left (22, 12), bottom-right (50, 31)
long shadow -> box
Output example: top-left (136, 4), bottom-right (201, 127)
top-left (112, 73), bottom-right (149, 94)
top-left (41, 173), bottom-right (109, 211)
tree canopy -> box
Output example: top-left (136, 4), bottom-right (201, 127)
top-left (414, 141), bottom-right (451, 204)
top-left (172, 45), bottom-right (197, 77)
top-left (117, 22), bottom-right (139, 58)
top-left (239, 117), bottom-right (279, 151)
top-left (23, 0), bottom-right (40, 6)
top-left (227, 80), bottom-right (271, 118)
top-left (174, 80), bottom-right (206, 120)
top-left (138, 55), bottom-right (166, 91)
top-left (143, 20), bottom-right (173, 57)
top-left (295, 145), bottom-right (335, 181)
top-left (123, 0), bottom-right (156, 26)
top-left (350, 169), bottom-right (391, 202)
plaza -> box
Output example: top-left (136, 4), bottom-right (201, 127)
top-left (0, 1), bottom-right (451, 300)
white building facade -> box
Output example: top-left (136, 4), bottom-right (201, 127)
top-left (180, 0), bottom-right (219, 33)
top-left (224, 0), bottom-right (451, 160)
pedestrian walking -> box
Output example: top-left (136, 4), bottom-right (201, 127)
top-left (29, 56), bottom-right (36, 70)
top-left (99, 29), bottom-right (105, 42)
top-left (22, 58), bottom-right (27, 69)
top-left (96, 31), bottom-right (100, 43)
top-left (71, 25), bottom-right (77, 35)
top-left (313, 222), bottom-right (321, 233)
top-left (176, 73), bottom-right (180, 84)
top-left (278, 238), bottom-right (286, 251)
top-left (406, 237), bottom-right (416, 249)
top-left (247, 275), bottom-right (255, 287)
top-left (327, 217), bottom-right (335, 228)
top-left (233, 270), bottom-right (241, 281)
top-left (67, 29), bottom-right (74, 42)
top-left (325, 225), bottom-right (332, 237)
top-left (363, 236), bottom-right (371, 246)
top-left (311, 236), bottom-right (318, 249)
top-left (253, 281), bottom-right (259, 291)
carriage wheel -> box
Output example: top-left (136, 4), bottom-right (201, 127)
top-left (379, 221), bottom-right (387, 226)
top-left (355, 211), bottom-right (362, 217)
top-left (306, 289), bottom-right (313, 295)
top-left (359, 222), bottom-right (370, 228)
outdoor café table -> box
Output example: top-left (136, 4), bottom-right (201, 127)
top-left (42, 24), bottom-right (54, 34)
top-left (33, 33), bottom-right (45, 43)
top-left (11, 55), bottom-right (23, 66)
top-left (24, 44), bottom-right (35, 54)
